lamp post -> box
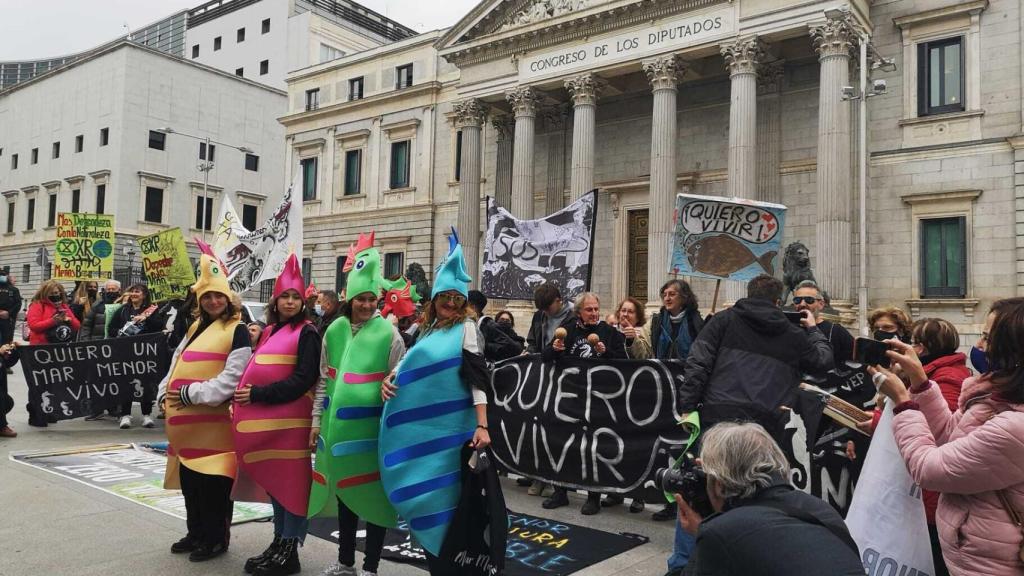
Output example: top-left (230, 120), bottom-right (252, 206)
top-left (123, 239), bottom-right (137, 285)
top-left (155, 127), bottom-right (253, 242)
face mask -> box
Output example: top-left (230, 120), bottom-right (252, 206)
top-left (874, 330), bottom-right (900, 342)
top-left (970, 346), bottom-right (991, 374)
top-left (314, 304), bottom-right (323, 316)
top-left (87, 289), bottom-right (98, 298)
top-left (48, 294), bottom-right (62, 304)
top-left (497, 319), bottom-right (511, 327)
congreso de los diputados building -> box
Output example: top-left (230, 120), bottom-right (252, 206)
top-left (282, 0), bottom-right (1024, 342)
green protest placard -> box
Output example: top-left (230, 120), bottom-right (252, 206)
top-left (140, 228), bottom-right (195, 302)
top-left (54, 213), bottom-right (115, 280)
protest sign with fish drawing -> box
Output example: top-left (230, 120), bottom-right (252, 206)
top-left (669, 194), bottom-right (786, 282)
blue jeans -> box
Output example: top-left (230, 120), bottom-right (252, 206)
top-left (270, 495), bottom-right (309, 543)
top-left (667, 521), bottom-right (696, 571)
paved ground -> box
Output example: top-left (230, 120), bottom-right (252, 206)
top-left (0, 369), bottom-right (675, 576)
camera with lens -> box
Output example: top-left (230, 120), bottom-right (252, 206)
top-left (654, 452), bottom-right (715, 518)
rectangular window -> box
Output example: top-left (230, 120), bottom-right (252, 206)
top-left (25, 198), bottom-right (35, 230)
top-left (455, 130), bottom-right (463, 182)
top-left (52, 141), bottom-right (60, 159)
top-left (301, 258), bottom-right (312, 287)
top-left (22, 264), bottom-right (30, 283)
top-left (301, 157), bottom-right (317, 201)
top-left (335, 256), bottom-right (347, 292)
top-left (148, 130), bottom-right (165, 150)
top-left (31, 148), bottom-right (38, 164)
top-left (389, 141), bottom-right (410, 189)
top-left (396, 64), bottom-right (413, 89)
top-left (920, 216), bottom-right (967, 298)
top-left (235, 67), bottom-right (244, 77)
top-left (10, 154), bottom-right (17, 169)
top-left (262, 18), bottom-right (270, 34)
top-left (71, 189), bottom-right (80, 213)
top-left (96, 184), bottom-right (105, 213)
top-left (348, 77), bottom-right (364, 101)
top-left (319, 44), bottom-right (344, 63)
top-left (344, 149), bottom-right (361, 196)
top-left (199, 142), bottom-right (216, 162)
top-left (194, 196), bottom-right (214, 230)
top-left (75, 134), bottom-right (83, 153)
top-left (245, 153), bottom-right (259, 171)
top-left (237, 27), bottom-right (245, 43)
top-left (144, 187), bottom-right (163, 223)
top-left (100, 127), bottom-right (109, 146)
top-left (47, 194), bottom-right (56, 227)
top-left (384, 252), bottom-right (404, 279)
top-left (305, 88), bottom-right (319, 111)
top-left (214, 36), bottom-right (222, 51)
top-left (260, 60), bottom-right (269, 75)
top-left (191, 44), bottom-right (199, 58)
top-left (917, 37), bottom-right (965, 117)
top-left (241, 203), bottom-right (258, 230)
top-left (5, 203), bottom-right (14, 234)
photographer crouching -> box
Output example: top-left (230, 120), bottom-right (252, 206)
top-left (668, 422), bottom-right (863, 576)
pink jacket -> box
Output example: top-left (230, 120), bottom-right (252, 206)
top-left (893, 376), bottom-right (1024, 576)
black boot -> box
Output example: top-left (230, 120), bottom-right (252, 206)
top-left (253, 538), bottom-right (300, 576)
top-left (245, 537), bottom-right (281, 574)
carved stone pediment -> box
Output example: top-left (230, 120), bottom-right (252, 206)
top-left (499, 0), bottom-right (610, 32)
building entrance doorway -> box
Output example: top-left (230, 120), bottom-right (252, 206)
top-left (627, 209), bottom-right (648, 301)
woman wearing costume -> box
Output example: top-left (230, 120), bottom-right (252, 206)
top-left (379, 229), bottom-right (496, 573)
top-left (233, 254), bottom-right (322, 576)
top-left (157, 255), bottom-right (251, 562)
top-left (309, 232), bottom-right (407, 576)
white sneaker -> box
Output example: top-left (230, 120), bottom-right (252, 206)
top-left (361, 571), bottom-right (377, 576)
top-left (119, 416), bottom-right (132, 429)
top-left (319, 563), bottom-right (357, 576)
top-left (142, 416), bottom-right (155, 428)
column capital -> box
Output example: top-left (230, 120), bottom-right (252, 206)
top-left (491, 114), bottom-right (514, 141)
top-left (564, 73), bottom-right (600, 107)
top-left (721, 36), bottom-right (766, 77)
top-left (540, 103), bottom-right (571, 130)
top-left (506, 86), bottom-right (540, 118)
top-left (757, 60), bottom-right (786, 93)
top-left (810, 15), bottom-right (857, 60)
top-left (642, 55), bottom-right (687, 91)
top-left (453, 99), bottom-right (486, 128)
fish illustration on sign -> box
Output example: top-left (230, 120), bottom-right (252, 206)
top-left (684, 234), bottom-right (777, 278)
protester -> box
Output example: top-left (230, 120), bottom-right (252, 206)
top-left (614, 297), bottom-right (651, 361)
top-left (79, 280), bottom-right (122, 341)
top-left (0, 342), bottom-right (19, 438)
top-left (672, 422), bottom-right (864, 576)
top-left (526, 283), bottom-right (574, 353)
top-left (26, 280), bottom-right (80, 347)
top-left (233, 255), bottom-right (321, 576)
top-left (311, 234), bottom-right (406, 576)
top-left (305, 284), bottom-right (319, 318)
top-left (869, 305), bottom-right (913, 343)
top-left (870, 298), bottom-right (1024, 576)
top-left (110, 283), bottom-right (166, 429)
top-left (468, 290), bottom-right (524, 362)
top-left (0, 266), bottom-right (21, 349)
top-left (156, 255), bottom-right (250, 562)
top-left (246, 321), bottom-right (265, 348)
top-left (792, 280), bottom-right (854, 367)
top-left (314, 289), bottom-right (342, 332)
top-left (542, 292), bottom-right (626, 515)
top-left (69, 280), bottom-right (99, 323)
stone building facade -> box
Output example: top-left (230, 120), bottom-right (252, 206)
top-left (286, 0), bottom-right (1023, 342)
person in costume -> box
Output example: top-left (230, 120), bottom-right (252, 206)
top-left (233, 254), bottom-right (322, 576)
top-left (309, 232), bottom-right (406, 576)
top-left (156, 255), bottom-right (251, 562)
top-left (379, 228), bottom-right (493, 572)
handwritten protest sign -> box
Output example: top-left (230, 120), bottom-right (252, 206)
top-left (669, 194), bottom-right (786, 282)
top-left (140, 228), bottom-right (195, 302)
top-left (54, 212), bottom-right (115, 280)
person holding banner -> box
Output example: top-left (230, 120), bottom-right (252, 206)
top-left (110, 283), bottom-right (167, 429)
top-left (157, 255), bottom-right (251, 562)
top-left (872, 298), bottom-right (1024, 576)
top-left (233, 254), bottom-right (321, 576)
top-left (26, 280), bottom-right (80, 346)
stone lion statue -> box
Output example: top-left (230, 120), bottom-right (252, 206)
top-left (782, 241), bottom-right (815, 304)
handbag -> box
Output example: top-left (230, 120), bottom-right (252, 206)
top-left (995, 490), bottom-right (1024, 563)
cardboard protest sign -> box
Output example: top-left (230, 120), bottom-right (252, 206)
top-left (140, 228), bottom-right (195, 302)
top-left (21, 333), bottom-right (170, 421)
top-left (669, 194), bottom-right (786, 281)
top-left (488, 355), bottom-right (689, 498)
top-left (53, 212), bottom-right (115, 280)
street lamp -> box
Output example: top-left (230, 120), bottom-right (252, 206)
top-left (123, 239), bottom-right (137, 284)
top-left (155, 127), bottom-right (254, 241)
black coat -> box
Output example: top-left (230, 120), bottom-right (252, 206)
top-left (525, 307), bottom-right (575, 354)
top-left (0, 282), bottom-right (21, 340)
top-left (649, 305), bottom-right (705, 360)
top-left (542, 320), bottom-right (627, 361)
top-left (680, 298), bottom-right (833, 435)
top-left (683, 481), bottom-right (863, 576)
top-left (479, 317), bottom-right (525, 362)
top-left (79, 299), bottom-right (107, 341)
top-left (108, 302), bottom-right (167, 337)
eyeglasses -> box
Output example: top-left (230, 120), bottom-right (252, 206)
top-left (436, 293), bottom-right (466, 306)
top-left (792, 296), bottom-right (821, 305)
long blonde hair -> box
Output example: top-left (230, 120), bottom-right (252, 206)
top-left (419, 293), bottom-right (476, 333)
top-left (31, 280), bottom-right (68, 304)
top-left (71, 280), bottom-right (98, 316)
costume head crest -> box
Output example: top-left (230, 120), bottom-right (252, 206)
top-left (431, 227), bottom-right (472, 299)
top-left (381, 277), bottom-right (420, 318)
top-left (343, 231), bottom-right (384, 299)
top-left (305, 282), bottom-right (318, 300)
top-left (272, 254), bottom-right (305, 300)
top-left (193, 254), bottom-right (233, 301)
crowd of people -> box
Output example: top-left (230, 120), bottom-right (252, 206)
top-left (1, 236), bottom-right (1023, 576)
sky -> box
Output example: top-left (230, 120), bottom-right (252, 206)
top-left (0, 0), bottom-right (478, 61)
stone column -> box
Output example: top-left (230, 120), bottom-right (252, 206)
top-left (565, 73), bottom-right (600, 201)
top-left (507, 86), bottom-right (539, 219)
top-left (454, 98), bottom-right (486, 284)
top-left (643, 55), bottom-right (684, 306)
top-left (756, 61), bottom-right (785, 205)
top-left (543, 104), bottom-right (570, 214)
top-left (492, 115), bottom-right (513, 209)
top-left (811, 16), bottom-right (856, 305)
